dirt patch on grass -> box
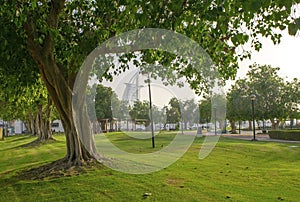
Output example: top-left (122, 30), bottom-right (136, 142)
top-left (166, 177), bottom-right (185, 188)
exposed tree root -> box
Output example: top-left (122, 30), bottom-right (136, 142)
top-left (17, 158), bottom-right (102, 180)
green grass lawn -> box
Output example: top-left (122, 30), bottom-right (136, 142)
top-left (1, 132), bottom-right (300, 201)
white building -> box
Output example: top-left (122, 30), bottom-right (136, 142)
top-left (51, 120), bottom-right (64, 133)
top-left (14, 120), bottom-right (25, 134)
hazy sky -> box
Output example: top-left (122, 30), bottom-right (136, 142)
top-left (101, 29), bottom-right (299, 101)
top-left (235, 29), bottom-right (300, 81)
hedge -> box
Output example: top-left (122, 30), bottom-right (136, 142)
top-left (268, 130), bottom-right (300, 141)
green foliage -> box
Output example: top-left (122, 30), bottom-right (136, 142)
top-left (283, 78), bottom-right (300, 120)
top-left (226, 79), bottom-right (252, 122)
top-left (269, 130), bottom-right (300, 141)
top-left (247, 64), bottom-right (286, 123)
top-left (129, 100), bottom-right (150, 126)
top-left (288, 23), bottom-right (299, 35)
top-left (199, 98), bottom-right (211, 124)
top-left (0, 6), bottom-right (50, 124)
top-left (151, 105), bottom-right (165, 124)
top-left (95, 84), bottom-right (116, 120)
top-left (0, 77), bottom-right (50, 122)
top-left (1, 0), bottom-right (298, 89)
top-left (226, 64), bottom-right (300, 129)
top-left (181, 99), bottom-right (199, 127)
top-left (166, 97), bottom-right (181, 124)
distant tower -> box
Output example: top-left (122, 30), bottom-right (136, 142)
top-left (122, 70), bottom-right (143, 105)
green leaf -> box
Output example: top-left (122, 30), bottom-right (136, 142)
top-left (32, 0), bottom-right (37, 9)
top-left (250, 1), bottom-right (261, 11)
top-left (288, 23), bottom-right (298, 36)
top-left (295, 18), bottom-right (300, 29)
top-left (279, 25), bottom-right (286, 31)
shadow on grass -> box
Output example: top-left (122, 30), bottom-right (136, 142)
top-left (3, 135), bottom-right (33, 143)
top-left (0, 135), bottom-right (33, 152)
top-left (19, 138), bottom-right (56, 148)
top-left (0, 158), bottom-right (103, 188)
top-left (17, 158), bottom-right (85, 180)
top-left (0, 137), bottom-right (57, 152)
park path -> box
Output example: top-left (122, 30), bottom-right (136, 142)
top-left (222, 130), bottom-right (300, 143)
top-left (183, 130), bottom-right (300, 143)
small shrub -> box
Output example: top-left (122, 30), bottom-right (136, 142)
top-left (268, 130), bottom-right (300, 141)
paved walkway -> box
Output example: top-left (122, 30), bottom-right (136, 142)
top-left (183, 130), bottom-right (300, 144)
top-left (222, 130), bottom-right (300, 143)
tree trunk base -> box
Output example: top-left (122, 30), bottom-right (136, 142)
top-left (18, 157), bottom-right (101, 180)
top-left (230, 130), bottom-right (237, 134)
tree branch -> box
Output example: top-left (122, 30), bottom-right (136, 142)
top-left (24, 17), bottom-right (43, 67)
top-left (43, 0), bottom-right (65, 54)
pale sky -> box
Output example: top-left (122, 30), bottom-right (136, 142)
top-left (101, 29), bottom-right (300, 102)
top-left (233, 29), bottom-right (300, 82)
top-left (111, 69), bottom-right (198, 108)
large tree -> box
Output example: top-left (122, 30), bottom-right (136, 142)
top-left (181, 99), bottom-right (199, 130)
top-left (0, 16), bottom-right (53, 141)
top-left (247, 64), bottom-right (286, 129)
top-left (129, 100), bottom-right (150, 127)
top-left (1, 1), bottom-right (299, 166)
top-left (199, 97), bottom-right (211, 125)
top-left (283, 78), bottom-right (300, 127)
top-left (228, 64), bottom-right (300, 130)
top-left (95, 84), bottom-right (116, 121)
top-left (166, 97), bottom-right (182, 129)
top-left (226, 79), bottom-right (252, 132)
top-left (0, 77), bottom-right (54, 140)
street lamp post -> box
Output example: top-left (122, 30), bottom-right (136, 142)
top-left (110, 105), bottom-right (113, 132)
top-left (213, 105), bottom-right (217, 136)
top-left (250, 94), bottom-right (257, 141)
top-left (147, 75), bottom-right (155, 148)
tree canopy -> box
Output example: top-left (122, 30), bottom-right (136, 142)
top-left (227, 64), bottom-right (300, 129)
top-left (0, 0), bottom-right (299, 165)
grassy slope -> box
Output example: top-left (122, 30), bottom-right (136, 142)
top-left (0, 133), bottom-right (300, 202)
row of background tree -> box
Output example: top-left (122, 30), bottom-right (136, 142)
top-left (227, 63), bottom-right (300, 132)
top-left (93, 63), bottom-right (300, 132)
top-left (0, 76), bottom-right (58, 140)
top-left (93, 84), bottom-right (199, 131)
top-left (0, 63), bottom-right (299, 138)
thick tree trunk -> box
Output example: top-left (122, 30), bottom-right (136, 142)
top-left (248, 120), bottom-right (252, 131)
top-left (184, 122), bottom-right (188, 130)
top-left (24, 0), bottom-right (97, 166)
top-left (271, 119), bottom-right (280, 129)
top-left (290, 118), bottom-right (294, 128)
top-left (230, 120), bottom-right (236, 134)
top-left (27, 114), bottom-right (35, 135)
top-left (37, 65), bottom-right (96, 166)
top-left (41, 64), bottom-right (97, 165)
top-left (35, 112), bottom-right (41, 137)
top-left (36, 103), bottom-right (52, 141)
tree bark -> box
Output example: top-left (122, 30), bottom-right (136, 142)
top-left (36, 102), bottom-right (52, 141)
top-left (230, 120), bottom-right (236, 134)
top-left (290, 118), bottom-right (294, 128)
top-left (24, 0), bottom-right (96, 166)
top-left (184, 121), bottom-right (188, 130)
top-left (27, 114), bottom-right (35, 135)
top-left (271, 119), bottom-right (280, 129)
top-left (248, 120), bottom-right (252, 131)
top-left (35, 60), bottom-right (95, 165)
